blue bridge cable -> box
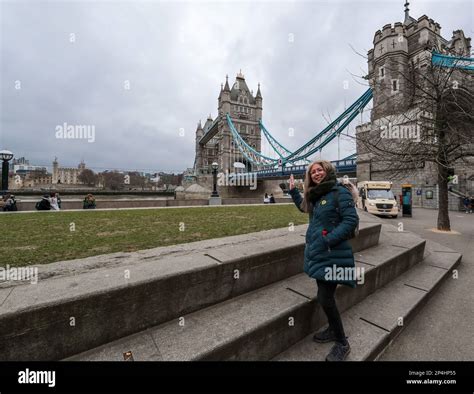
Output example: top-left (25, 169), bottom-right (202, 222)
top-left (225, 88), bottom-right (373, 167)
top-left (258, 121), bottom-right (292, 157)
top-left (259, 120), bottom-right (311, 163)
top-left (283, 88), bottom-right (373, 163)
top-left (282, 89), bottom-right (372, 163)
top-left (431, 51), bottom-right (474, 71)
top-left (293, 91), bottom-right (373, 161)
top-left (226, 114), bottom-right (277, 165)
top-left (281, 91), bottom-right (372, 164)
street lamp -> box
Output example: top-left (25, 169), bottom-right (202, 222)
top-left (0, 150), bottom-right (14, 193)
top-left (211, 162), bottom-right (219, 197)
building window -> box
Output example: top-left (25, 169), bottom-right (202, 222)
top-left (392, 79), bottom-right (398, 92)
top-left (379, 67), bottom-right (385, 78)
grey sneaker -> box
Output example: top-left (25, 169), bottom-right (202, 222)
top-left (325, 342), bottom-right (351, 361)
top-left (312, 327), bottom-right (337, 343)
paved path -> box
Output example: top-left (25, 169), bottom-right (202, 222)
top-left (378, 208), bottom-right (474, 360)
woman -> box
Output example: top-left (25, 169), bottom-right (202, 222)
top-left (288, 160), bottom-right (359, 361)
top-left (83, 194), bottom-right (96, 209)
top-left (50, 192), bottom-right (60, 211)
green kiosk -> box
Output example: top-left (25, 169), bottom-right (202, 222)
top-left (401, 184), bottom-right (413, 217)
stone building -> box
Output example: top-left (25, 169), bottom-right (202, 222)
top-left (356, 7), bottom-right (473, 209)
top-left (52, 157), bottom-right (86, 185)
top-left (194, 71), bottom-right (263, 174)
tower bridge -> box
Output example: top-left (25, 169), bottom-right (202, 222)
top-left (192, 7), bottom-right (473, 198)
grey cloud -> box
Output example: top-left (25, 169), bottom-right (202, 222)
top-left (1, 0), bottom-right (471, 172)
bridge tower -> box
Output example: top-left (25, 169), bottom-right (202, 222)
top-left (357, 2), bottom-right (472, 203)
top-left (194, 72), bottom-right (263, 174)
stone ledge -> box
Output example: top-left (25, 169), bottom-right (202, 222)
top-left (0, 218), bottom-right (380, 361)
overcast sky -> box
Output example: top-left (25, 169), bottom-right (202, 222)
top-left (1, 0), bottom-right (472, 173)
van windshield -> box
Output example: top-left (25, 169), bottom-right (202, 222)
top-left (367, 189), bottom-right (395, 200)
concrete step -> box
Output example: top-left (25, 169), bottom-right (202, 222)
top-left (272, 239), bottom-right (461, 361)
top-left (66, 226), bottom-right (426, 361)
top-left (0, 220), bottom-right (381, 361)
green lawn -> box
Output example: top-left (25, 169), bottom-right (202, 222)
top-left (0, 205), bottom-right (308, 267)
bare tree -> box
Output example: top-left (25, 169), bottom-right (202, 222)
top-left (100, 171), bottom-right (124, 191)
top-left (356, 51), bottom-right (473, 230)
top-left (78, 169), bottom-right (97, 187)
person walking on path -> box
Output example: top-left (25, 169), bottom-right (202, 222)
top-left (463, 196), bottom-right (472, 213)
top-left (288, 160), bottom-right (359, 361)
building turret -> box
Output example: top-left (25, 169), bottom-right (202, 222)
top-left (255, 83), bottom-right (263, 121)
top-left (449, 30), bottom-right (471, 55)
top-left (219, 75), bottom-right (231, 116)
top-left (195, 121), bottom-right (204, 171)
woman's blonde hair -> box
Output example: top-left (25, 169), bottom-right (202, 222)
top-left (300, 160), bottom-right (335, 213)
top-left (299, 160), bottom-right (359, 213)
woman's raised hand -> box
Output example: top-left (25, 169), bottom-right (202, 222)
top-left (289, 174), bottom-right (295, 190)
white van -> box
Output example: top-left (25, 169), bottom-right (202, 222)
top-left (357, 181), bottom-right (398, 218)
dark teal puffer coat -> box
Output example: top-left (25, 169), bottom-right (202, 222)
top-left (289, 183), bottom-right (359, 287)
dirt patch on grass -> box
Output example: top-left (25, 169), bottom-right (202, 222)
top-left (90, 246), bottom-right (112, 253)
top-left (96, 230), bottom-right (129, 237)
top-left (13, 245), bottom-right (38, 251)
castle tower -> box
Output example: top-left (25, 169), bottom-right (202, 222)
top-left (357, 6), bottom-right (473, 201)
top-left (368, 9), bottom-right (471, 122)
top-left (52, 157), bottom-right (59, 184)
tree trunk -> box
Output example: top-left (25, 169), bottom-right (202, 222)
top-left (435, 104), bottom-right (451, 231)
top-left (437, 162), bottom-right (451, 231)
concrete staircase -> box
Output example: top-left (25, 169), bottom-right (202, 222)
top-left (0, 211), bottom-right (461, 361)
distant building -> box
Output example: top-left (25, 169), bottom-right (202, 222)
top-left (52, 157), bottom-right (86, 185)
top-left (13, 164), bottom-right (47, 174)
top-left (12, 157), bottom-right (30, 166)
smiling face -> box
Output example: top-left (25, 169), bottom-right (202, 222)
top-left (310, 163), bottom-right (327, 185)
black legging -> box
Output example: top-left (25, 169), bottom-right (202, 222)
top-left (316, 279), bottom-right (347, 345)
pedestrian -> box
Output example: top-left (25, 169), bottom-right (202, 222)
top-left (463, 196), bottom-right (471, 213)
top-left (56, 193), bottom-right (62, 209)
top-left (263, 193), bottom-right (270, 204)
top-left (50, 192), bottom-right (60, 211)
top-left (36, 194), bottom-right (51, 211)
top-left (3, 194), bottom-right (18, 211)
top-left (83, 193), bottom-right (96, 209)
top-left (269, 193), bottom-right (276, 203)
top-left (288, 160), bottom-right (359, 361)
